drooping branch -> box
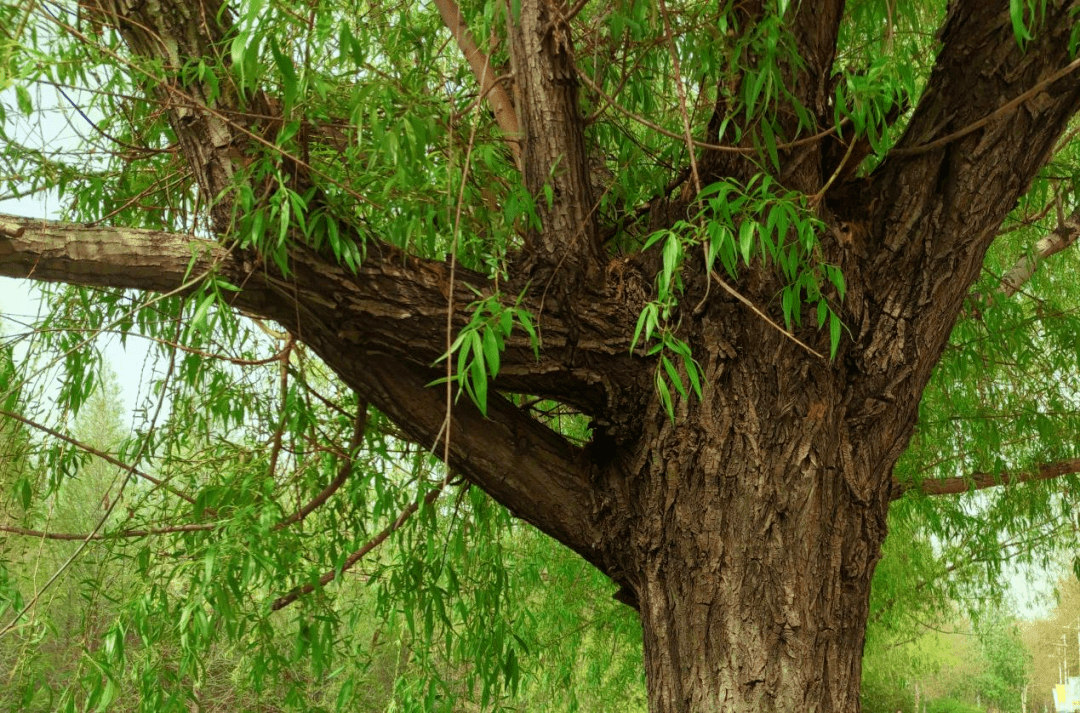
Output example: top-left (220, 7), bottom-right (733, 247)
top-left (275, 404), bottom-right (367, 530)
top-left (892, 457), bottom-right (1080, 499)
top-left (0, 407), bottom-right (199, 507)
top-left (270, 480), bottom-right (446, 611)
top-left (434, 0), bottom-right (521, 167)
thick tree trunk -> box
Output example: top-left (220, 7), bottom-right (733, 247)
top-left (601, 316), bottom-right (895, 712)
top-left (632, 433), bottom-right (885, 712)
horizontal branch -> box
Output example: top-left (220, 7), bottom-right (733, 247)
top-left (893, 457), bottom-right (1080, 499)
top-left (0, 213), bottom-right (617, 576)
top-left (0, 523), bottom-right (216, 540)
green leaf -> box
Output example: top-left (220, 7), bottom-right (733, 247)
top-left (14, 85), bottom-right (32, 116)
top-left (269, 36), bottom-right (298, 109)
top-left (655, 369), bottom-right (674, 421)
top-left (738, 220), bottom-right (755, 264)
top-left (829, 310), bottom-right (842, 358)
top-left (661, 355), bottom-right (687, 399)
top-left (482, 327), bottom-right (500, 379)
top-left (761, 119), bottom-right (780, 171)
top-left (1009, 0), bottom-right (1034, 46)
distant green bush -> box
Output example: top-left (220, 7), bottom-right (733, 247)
top-left (927, 697), bottom-right (985, 713)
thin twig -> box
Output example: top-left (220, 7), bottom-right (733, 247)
top-left (0, 523), bottom-right (217, 540)
top-left (890, 56), bottom-right (1080, 157)
top-left (270, 482), bottom-right (447, 611)
top-left (0, 408), bottom-right (198, 506)
top-left (657, 0), bottom-right (700, 194)
top-left (275, 403), bottom-right (368, 530)
top-left (710, 272), bottom-right (824, 359)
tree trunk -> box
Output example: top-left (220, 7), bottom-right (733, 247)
top-left (603, 318), bottom-right (895, 712)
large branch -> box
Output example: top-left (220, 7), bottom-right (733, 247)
top-left (508, 0), bottom-right (605, 283)
top-left (434, 0), bottom-right (521, 167)
top-left (0, 214), bottom-right (623, 573)
top-left (893, 458), bottom-right (1080, 499)
top-left (842, 0), bottom-right (1080, 468)
top-left (47, 0), bottom-right (649, 575)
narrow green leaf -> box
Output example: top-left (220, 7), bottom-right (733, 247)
top-left (482, 327), bottom-right (500, 379)
top-left (15, 85), bottom-right (32, 116)
top-left (761, 119), bottom-right (780, 171)
top-left (829, 311), bottom-right (842, 358)
top-left (662, 355), bottom-right (687, 399)
top-left (739, 221), bottom-right (755, 264)
top-left (655, 370), bottom-right (673, 421)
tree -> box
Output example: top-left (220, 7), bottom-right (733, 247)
top-left (1, 0), bottom-right (1080, 710)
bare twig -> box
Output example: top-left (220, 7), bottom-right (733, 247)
top-left (709, 272), bottom-right (825, 359)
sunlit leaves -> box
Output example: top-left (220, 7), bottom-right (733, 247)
top-left (435, 290), bottom-right (539, 416)
top-left (632, 172), bottom-right (845, 417)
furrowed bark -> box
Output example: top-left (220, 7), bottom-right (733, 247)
top-left (606, 311), bottom-right (884, 712)
top-left (787, 0), bottom-right (846, 120)
top-left (842, 0), bottom-right (1080, 474)
top-left (608, 4), bottom-right (1080, 710)
top-left (508, 0), bottom-right (605, 284)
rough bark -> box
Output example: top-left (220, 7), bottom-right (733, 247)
top-left (602, 318), bottom-right (883, 712)
top-left (508, 0), bottom-right (605, 285)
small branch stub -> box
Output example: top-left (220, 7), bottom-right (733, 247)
top-left (0, 219), bottom-right (26, 238)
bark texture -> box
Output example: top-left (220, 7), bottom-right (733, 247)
top-left (7, 0), bottom-right (1080, 711)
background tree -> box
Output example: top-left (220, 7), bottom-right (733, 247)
top-left (2, 0), bottom-right (1080, 711)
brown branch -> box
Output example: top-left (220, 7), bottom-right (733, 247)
top-left (508, 0), bottom-right (605, 278)
top-left (270, 481), bottom-right (446, 611)
top-left (893, 458), bottom-right (1080, 499)
top-left (433, 0), bottom-right (521, 167)
top-left (0, 523), bottom-right (216, 540)
top-left (0, 214), bottom-right (611, 580)
top-left (275, 403), bottom-right (367, 530)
